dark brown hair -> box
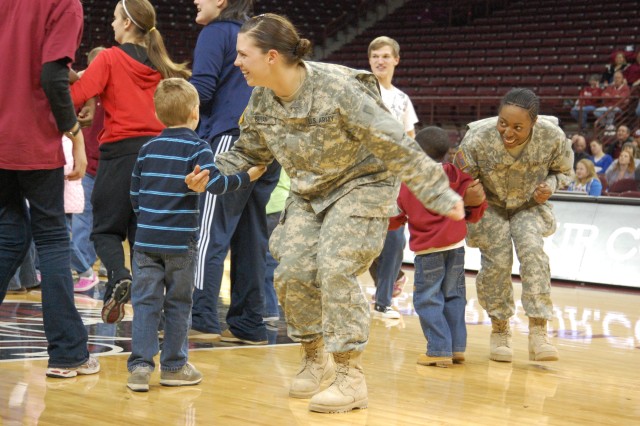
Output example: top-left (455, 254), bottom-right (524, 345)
top-left (499, 88), bottom-right (539, 122)
top-left (239, 13), bottom-right (312, 65)
top-left (218, 0), bottom-right (253, 22)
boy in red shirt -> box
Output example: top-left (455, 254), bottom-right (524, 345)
top-left (570, 74), bottom-right (602, 130)
top-left (390, 127), bottom-right (487, 367)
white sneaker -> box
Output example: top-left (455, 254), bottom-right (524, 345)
top-left (373, 305), bottom-right (401, 319)
top-left (46, 355), bottom-right (100, 378)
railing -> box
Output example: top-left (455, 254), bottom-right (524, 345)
top-left (411, 94), bottom-right (640, 137)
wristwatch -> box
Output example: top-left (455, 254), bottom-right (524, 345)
top-left (64, 123), bottom-right (81, 138)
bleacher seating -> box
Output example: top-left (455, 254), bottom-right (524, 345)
top-left (324, 0), bottom-right (640, 128)
top-left (77, 0), bottom-right (360, 69)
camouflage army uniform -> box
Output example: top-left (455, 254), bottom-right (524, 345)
top-left (215, 61), bottom-right (461, 353)
top-left (455, 116), bottom-right (573, 320)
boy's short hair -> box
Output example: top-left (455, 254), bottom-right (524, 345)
top-left (87, 46), bottom-right (105, 64)
top-left (589, 74), bottom-right (600, 83)
top-left (368, 36), bottom-right (400, 58)
top-left (154, 78), bottom-right (199, 127)
top-left (415, 126), bottom-right (451, 162)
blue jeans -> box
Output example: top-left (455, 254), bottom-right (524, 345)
top-left (71, 174), bottom-right (97, 270)
top-left (370, 226), bottom-right (405, 307)
top-left (128, 247), bottom-right (195, 372)
top-left (8, 240), bottom-right (39, 290)
top-left (66, 215), bottom-right (92, 273)
top-left (413, 247), bottom-right (467, 357)
top-left (0, 168), bottom-right (90, 368)
top-left (570, 105), bottom-right (596, 128)
top-left (593, 106), bottom-right (621, 126)
top-left (263, 212), bottom-right (280, 319)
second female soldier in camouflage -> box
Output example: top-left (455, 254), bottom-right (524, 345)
top-left (186, 14), bottom-right (464, 413)
top-left (454, 88), bottom-right (573, 363)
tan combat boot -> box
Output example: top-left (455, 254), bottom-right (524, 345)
top-left (308, 351), bottom-right (368, 413)
top-left (528, 317), bottom-right (559, 361)
top-left (490, 318), bottom-right (513, 362)
top-left (289, 338), bottom-right (335, 398)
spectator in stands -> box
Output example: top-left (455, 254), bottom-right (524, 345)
top-left (70, 0), bottom-right (191, 324)
top-left (605, 125), bottom-right (633, 159)
top-left (367, 35), bottom-right (419, 319)
top-left (601, 52), bottom-right (628, 87)
top-left (570, 134), bottom-right (590, 170)
top-left (605, 150), bottom-right (635, 191)
top-left (566, 159), bottom-right (602, 196)
top-left (623, 51), bottom-right (640, 87)
top-left (588, 139), bottom-right (613, 173)
top-left (607, 143), bottom-right (640, 170)
top-left (632, 129), bottom-right (640, 155)
top-left (594, 71), bottom-right (630, 131)
top-left (570, 74), bottom-right (601, 130)
top-left (189, 0), bottom-right (281, 345)
top-left (454, 88), bottom-right (573, 364)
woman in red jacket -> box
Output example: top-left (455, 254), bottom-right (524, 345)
top-left (71, 0), bottom-right (190, 324)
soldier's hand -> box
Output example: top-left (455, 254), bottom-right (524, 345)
top-left (533, 182), bottom-right (552, 204)
top-left (185, 165), bottom-right (210, 192)
top-left (445, 200), bottom-right (465, 221)
top-left (463, 179), bottom-right (485, 206)
top-left (248, 165), bottom-right (267, 181)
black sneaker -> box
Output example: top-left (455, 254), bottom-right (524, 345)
top-left (101, 278), bottom-right (131, 323)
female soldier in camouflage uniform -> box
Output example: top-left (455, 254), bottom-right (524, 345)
top-left (186, 13), bottom-right (464, 413)
top-left (454, 88), bottom-right (574, 363)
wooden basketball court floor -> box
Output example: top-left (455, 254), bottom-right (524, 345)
top-left (1, 267), bottom-right (639, 425)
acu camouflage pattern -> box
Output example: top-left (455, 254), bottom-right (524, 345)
top-left (215, 61), bottom-right (461, 217)
top-left (269, 193), bottom-right (388, 353)
top-left (455, 116), bottom-right (574, 320)
top-left (215, 61), bottom-right (461, 352)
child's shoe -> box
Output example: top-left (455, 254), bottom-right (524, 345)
top-left (74, 270), bottom-right (100, 293)
top-left (392, 275), bottom-right (407, 298)
top-left (160, 363), bottom-right (203, 387)
top-left (101, 278), bottom-right (131, 323)
top-left (417, 354), bottom-right (453, 368)
top-left (373, 304), bottom-right (401, 319)
top-left (452, 352), bottom-right (465, 364)
top-left (127, 365), bottom-right (153, 392)
top-left (46, 355), bottom-right (100, 378)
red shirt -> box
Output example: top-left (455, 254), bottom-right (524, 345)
top-left (390, 163), bottom-right (487, 253)
top-left (601, 83), bottom-right (630, 108)
top-left (70, 47), bottom-right (164, 144)
top-left (0, 0), bottom-right (83, 170)
top-left (577, 86), bottom-right (602, 108)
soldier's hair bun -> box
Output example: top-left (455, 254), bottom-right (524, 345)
top-left (294, 39), bottom-right (312, 59)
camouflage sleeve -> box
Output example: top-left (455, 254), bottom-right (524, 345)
top-left (214, 99), bottom-right (274, 175)
top-left (340, 84), bottom-right (461, 215)
top-left (545, 137), bottom-right (574, 192)
top-left (454, 129), bottom-right (480, 179)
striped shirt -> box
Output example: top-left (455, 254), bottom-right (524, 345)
top-left (131, 127), bottom-right (249, 254)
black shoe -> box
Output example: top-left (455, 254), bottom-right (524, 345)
top-left (101, 278), bottom-right (131, 323)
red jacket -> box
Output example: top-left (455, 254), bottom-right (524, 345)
top-left (389, 163), bottom-right (487, 253)
top-left (70, 47), bottom-right (164, 144)
top-left (601, 83), bottom-right (630, 108)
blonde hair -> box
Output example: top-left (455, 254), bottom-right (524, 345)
top-left (368, 36), bottom-right (400, 58)
top-left (154, 78), bottom-right (199, 127)
top-left (575, 159), bottom-right (598, 184)
top-left (118, 0), bottom-right (191, 79)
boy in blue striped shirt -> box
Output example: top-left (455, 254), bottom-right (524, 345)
top-left (126, 78), bottom-right (266, 392)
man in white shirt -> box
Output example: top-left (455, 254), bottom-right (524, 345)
top-left (367, 36), bottom-right (419, 318)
